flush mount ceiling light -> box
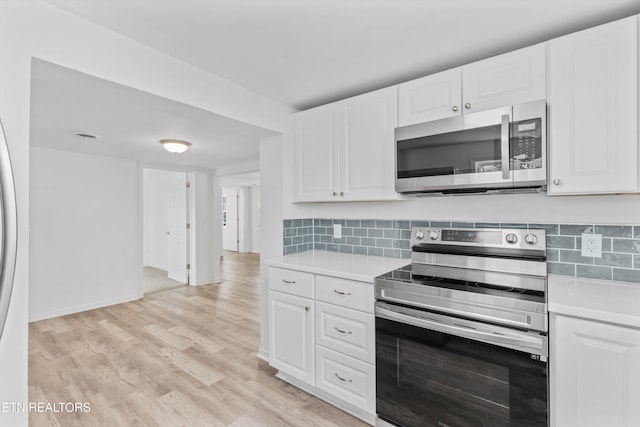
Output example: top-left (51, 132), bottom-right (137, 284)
top-left (159, 139), bottom-right (192, 154)
top-left (74, 132), bottom-right (100, 144)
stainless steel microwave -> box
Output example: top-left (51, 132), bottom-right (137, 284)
top-left (395, 100), bottom-right (546, 194)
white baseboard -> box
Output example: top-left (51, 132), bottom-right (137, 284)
top-left (29, 294), bottom-right (140, 322)
top-left (257, 347), bottom-right (269, 362)
top-left (190, 280), bottom-right (222, 287)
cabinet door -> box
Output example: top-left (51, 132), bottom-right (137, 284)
top-left (398, 68), bottom-right (462, 126)
top-left (462, 43), bottom-right (546, 113)
top-left (548, 17), bottom-right (638, 195)
top-left (294, 105), bottom-right (340, 202)
top-left (268, 291), bottom-right (314, 384)
top-left (551, 314), bottom-right (640, 426)
top-left (339, 87), bottom-right (399, 201)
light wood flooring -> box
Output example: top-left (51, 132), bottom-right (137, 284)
top-left (29, 252), bottom-right (367, 427)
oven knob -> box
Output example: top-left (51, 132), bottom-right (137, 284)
top-left (415, 230), bottom-right (425, 240)
top-left (524, 234), bottom-right (538, 245)
top-left (428, 231), bottom-right (439, 240)
top-left (505, 233), bottom-right (518, 244)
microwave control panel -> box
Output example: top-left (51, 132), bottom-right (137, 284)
top-left (511, 118), bottom-right (542, 170)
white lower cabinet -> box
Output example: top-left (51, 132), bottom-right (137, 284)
top-left (316, 301), bottom-right (375, 364)
top-left (268, 290), bottom-right (314, 385)
top-left (315, 345), bottom-right (376, 414)
top-left (268, 267), bottom-right (376, 424)
top-left (551, 313), bottom-right (640, 426)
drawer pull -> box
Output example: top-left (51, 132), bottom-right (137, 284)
top-left (334, 373), bottom-right (352, 383)
top-left (334, 326), bottom-right (352, 335)
top-left (282, 279), bottom-right (296, 285)
top-left (333, 289), bottom-right (351, 296)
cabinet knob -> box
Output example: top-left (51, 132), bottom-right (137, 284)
top-left (340, 192), bottom-right (344, 196)
top-left (452, 105), bottom-right (459, 112)
top-left (464, 102), bottom-right (471, 109)
top-left (332, 191), bottom-right (337, 196)
top-left (305, 306), bottom-right (310, 312)
top-left (553, 179), bottom-right (562, 186)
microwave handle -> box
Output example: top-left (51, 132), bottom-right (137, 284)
top-left (501, 114), bottom-right (510, 179)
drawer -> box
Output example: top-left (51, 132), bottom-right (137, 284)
top-left (316, 275), bottom-right (374, 313)
top-left (269, 267), bottom-right (314, 298)
top-left (315, 302), bottom-right (374, 364)
top-left (315, 345), bottom-right (375, 414)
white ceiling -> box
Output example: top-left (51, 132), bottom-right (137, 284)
top-left (45, 0), bottom-right (640, 110)
top-left (30, 59), bottom-right (274, 169)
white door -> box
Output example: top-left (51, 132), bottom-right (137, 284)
top-left (462, 43), bottom-right (546, 113)
top-left (294, 105), bottom-right (339, 202)
top-left (398, 67), bottom-right (462, 126)
top-left (167, 172), bottom-right (188, 283)
top-left (222, 188), bottom-right (238, 251)
top-left (548, 16), bottom-right (638, 195)
top-left (339, 86), bottom-right (398, 201)
top-left (269, 290), bottom-right (314, 385)
top-left (552, 314), bottom-right (640, 426)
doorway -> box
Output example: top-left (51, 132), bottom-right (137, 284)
top-left (222, 187), bottom-right (239, 252)
top-left (142, 168), bottom-right (190, 293)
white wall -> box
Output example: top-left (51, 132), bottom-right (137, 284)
top-left (0, 2), bottom-right (292, 419)
top-left (250, 186), bottom-right (261, 253)
top-left (30, 148), bottom-right (141, 321)
top-left (258, 134), bottom-right (284, 360)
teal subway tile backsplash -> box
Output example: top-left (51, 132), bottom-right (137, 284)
top-left (282, 219), bottom-right (640, 283)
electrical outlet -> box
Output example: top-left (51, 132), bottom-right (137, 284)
top-left (333, 224), bottom-right (342, 239)
top-left (581, 233), bottom-right (602, 258)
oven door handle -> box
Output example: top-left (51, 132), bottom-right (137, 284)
top-left (376, 305), bottom-right (546, 356)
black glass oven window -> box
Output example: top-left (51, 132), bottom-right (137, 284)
top-left (376, 317), bottom-right (547, 427)
top-left (397, 124), bottom-right (502, 179)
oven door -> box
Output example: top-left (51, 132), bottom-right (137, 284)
top-left (395, 106), bottom-right (513, 193)
top-left (375, 303), bottom-right (548, 427)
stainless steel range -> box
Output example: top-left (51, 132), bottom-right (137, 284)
top-left (374, 227), bottom-right (548, 427)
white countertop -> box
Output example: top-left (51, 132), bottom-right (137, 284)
top-left (264, 250), bottom-right (408, 283)
top-left (549, 275), bottom-right (640, 328)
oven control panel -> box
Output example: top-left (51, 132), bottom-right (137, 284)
top-left (411, 227), bottom-right (546, 250)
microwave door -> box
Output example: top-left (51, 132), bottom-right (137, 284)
top-left (395, 106), bottom-right (514, 193)
top-left (511, 100), bottom-right (547, 188)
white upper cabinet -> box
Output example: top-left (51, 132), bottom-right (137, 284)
top-left (339, 87), bottom-right (398, 201)
top-left (462, 43), bottom-right (546, 113)
top-left (548, 16), bottom-right (638, 195)
top-left (294, 105), bottom-right (339, 202)
top-left (398, 43), bottom-right (545, 126)
top-left (294, 87), bottom-right (399, 202)
top-left (398, 68), bottom-right (462, 126)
